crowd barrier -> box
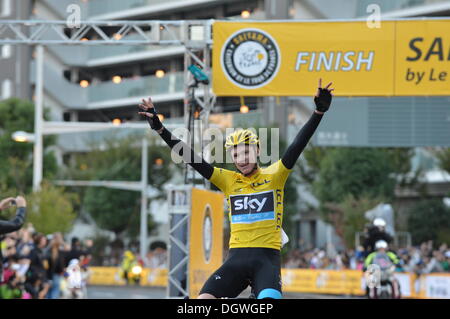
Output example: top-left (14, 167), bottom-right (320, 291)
top-left (88, 267), bottom-right (168, 287)
top-left (87, 267), bottom-right (450, 299)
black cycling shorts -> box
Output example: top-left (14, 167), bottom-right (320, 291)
top-left (199, 247), bottom-right (282, 299)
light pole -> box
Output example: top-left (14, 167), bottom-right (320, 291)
top-left (33, 45), bottom-right (44, 192)
top-left (140, 137), bottom-right (149, 261)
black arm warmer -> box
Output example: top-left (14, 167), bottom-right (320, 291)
top-left (0, 207), bottom-right (26, 235)
top-left (159, 127), bottom-right (214, 180)
top-left (281, 112), bottom-right (323, 170)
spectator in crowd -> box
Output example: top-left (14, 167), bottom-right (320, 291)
top-left (145, 241), bottom-right (168, 269)
top-left (46, 234), bottom-right (66, 299)
top-left (146, 247), bottom-right (167, 269)
top-left (65, 237), bottom-right (83, 267)
top-left (281, 240), bottom-right (450, 275)
top-left (82, 239), bottom-right (93, 266)
top-left (0, 196), bottom-right (27, 283)
top-left (16, 228), bottom-right (34, 259)
top-left (0, 225), bottom-right (101, 299)
top-left (27, 233), bottom-right (50, 299)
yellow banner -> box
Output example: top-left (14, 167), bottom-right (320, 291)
top-left (141, 268), bottom-right (168, 287)
top-left (212, 19), bottom-right (450, 96)
top-left (414, 273), bottom-right (450, 299)
top-left (282, 269), bottom-right (365, 295)
top-left (88, 267), bottom-right (168, 287)
top-left (89, 267), bottom-right (450, 299)
top-left (88, 267), bottom-right (125, 286)
top-left (188, 188), bottom-right (224, 298)
top-left (395, 20), bottom-right (450, 95)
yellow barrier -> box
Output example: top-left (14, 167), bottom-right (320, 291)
top-left (281, 269), bottom-right (365, 296)
top-left (88, 267), bottom-right (449, 298)
top-left (88, 267), bottom-right (168, 287)
top-left (414, 273), bottom-right (450, 299)
top-left (88, 267), bottom-right (125, 286)
top-left (141, 268), bottom-right (168, 287)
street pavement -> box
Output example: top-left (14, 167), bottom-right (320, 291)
top-left (86, 285), bottom-right (362, 299)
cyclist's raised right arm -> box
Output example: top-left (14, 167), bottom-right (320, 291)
top-left (138, 97), bottom-right (214, 180)
top-left (158, 127), bottom-right (214, 179)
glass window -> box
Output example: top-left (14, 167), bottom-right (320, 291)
top-left (1, 79), bottom-right (12, 99)
top-left (1, 44), bottom-right (12, 59)
top-left (0, 0), bottom-right (12, 17)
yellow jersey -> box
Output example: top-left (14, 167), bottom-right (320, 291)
top-left (209, 160), bottom-right (291, 250)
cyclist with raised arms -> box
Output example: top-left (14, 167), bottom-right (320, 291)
top-left (138, 78), bottom-right (334, 299)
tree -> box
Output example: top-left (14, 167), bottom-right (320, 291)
top-left (26, 183), bottom-right (78, 235)
top-left (0, 98), bottom-right (57, 193)
top-left (432, 147), bottom-right (450, 174)
top-left (314, 147), bottom-right (396, 205)
top-left (296, 145), bottom-right (331, 187)
top-left (67, 133), bottom-right (175, 239)
top-left (297, 145), bottom-right (418, 248)
top-left (407, 199), bottom-right (450, 246)
top-left (325, 195), bottom-right (383, 248)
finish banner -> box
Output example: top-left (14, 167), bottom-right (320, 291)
top-left (212, 19), bottom-right (450, 96)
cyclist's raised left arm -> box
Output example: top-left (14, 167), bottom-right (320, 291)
top-left (281, 79), bottom-right (334, 170)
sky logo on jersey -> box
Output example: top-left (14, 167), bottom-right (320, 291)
top-left (229, 191), bottom-right (274, 224)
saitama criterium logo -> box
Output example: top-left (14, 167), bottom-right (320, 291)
top-left (221, 28), bottom-right (281, 89)
top-left (203, 205), bottom-right (213, 263)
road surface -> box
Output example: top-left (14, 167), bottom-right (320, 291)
top-left (86, 285), bottom-right (362, 299)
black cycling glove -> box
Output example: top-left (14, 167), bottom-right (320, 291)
top-left (314, 88), bottom-right (333, 113)
top-left (144, 106), bottom-right (163, 131)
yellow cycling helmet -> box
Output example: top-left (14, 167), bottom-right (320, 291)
top-left (225, 129), bottom-right (259, 150)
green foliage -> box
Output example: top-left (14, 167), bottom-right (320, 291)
top-left (26, 183), bottom-right (78, 235)
top-left (325, 195), bottom-right (383, 248)
top-left (0, 98), bottom-right (57, 193)
top-left (84, 187), bottom-right (141, 235)
top-left (296, 145), bottom-right (331, 186)
top-left (432, 147), bottom-right (450, 175)
top-left (407, 199), bottom-right (450, 246)
top-left (298, 145), bottom-right (417, 248)
top-left (67, 134), bottom-right (174, 238)
top-left (314, 147), bottom-right (396, 205)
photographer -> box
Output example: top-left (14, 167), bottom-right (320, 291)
top-left (0, 196), bottom-right (27, 283)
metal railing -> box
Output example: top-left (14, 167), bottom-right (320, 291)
top-left (88, 0), bottom-right (209, 17)
top-left (30, 59), bottom-right (184, 106)
top-left (87, 72), bottom-right (184, 103)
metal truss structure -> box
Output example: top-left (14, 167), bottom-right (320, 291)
top-left (0, 19), bottom-right (215, 298)
top-left (0, 19), bottom-right (212, 47)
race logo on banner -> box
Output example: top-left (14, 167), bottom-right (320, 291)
top-left (221, 29), bottom-right (280, 89)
